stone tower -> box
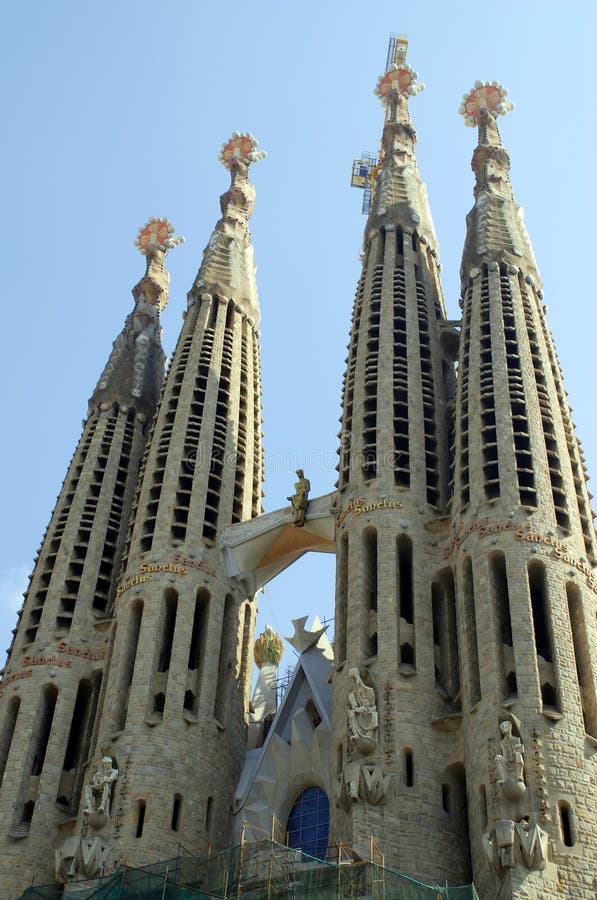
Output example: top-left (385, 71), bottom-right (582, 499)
top-left (0, 222), bottom-right (179, 893)
top-left (330, 44), bottom-right (471, 885)
top-left (81, 134), bottom-right (265, 870)
top-left (449, 82), bottom-right (597, 898)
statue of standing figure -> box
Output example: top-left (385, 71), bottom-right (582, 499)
top-left (83, 756), bottom-right (119, 818)
top-left (288, 469), bottom-right (310, 526)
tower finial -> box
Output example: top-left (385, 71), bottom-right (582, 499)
top-left (93, 219), bottom-right (184, 413)
top-left (361, 38), bottom-right (437, 244)
top-left (191, 134), bottom-right (265, 320)
top-left (218, 132), bottom-right (266, 170)
top-left (459, 83), bottom-right (539, 285)
top-left (459, 81), bottom-right (513, 128)
top-left (131, 217), bottom-right (184, 313)
top-left (134, 216), bottom-right (185, 256)
top-left (374, 60), bottom-right (424, 108)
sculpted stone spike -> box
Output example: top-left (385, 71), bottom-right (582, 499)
top-left (459, 81), bottom-right (539, 284)
top-left (92, 220), bottom-right (183, 415)
top-left (285, 615), bottom-right (328, 654)
top-left (192, 133), bottom-right (265, 322)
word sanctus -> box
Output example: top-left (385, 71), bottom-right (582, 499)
top-left (336, 497), bottom-right (403, 528)
top-left (23, 654), bottom-right (71, 668)
top-left (117, 555), bottom-right (216, 597)
top-left (58, 641), bottom-right (105, 661)
top-left (116, 573), bottom-right (154, 597)
top-left (443, 518), bottom-right (527, 558)
top-left (171, 553), bottom-right (216, 577)
top-left (117, 561), bottom-right (187, 596)
top-left (516, 529), bottom-right (597, 593)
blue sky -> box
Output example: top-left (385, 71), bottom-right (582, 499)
top-left (0, 1), bottom-right (595, 676)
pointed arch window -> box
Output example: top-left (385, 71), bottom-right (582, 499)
top-left (286, 786), bottom-right (329, 859)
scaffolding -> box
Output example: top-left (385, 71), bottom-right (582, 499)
top-left (18, 828), bottom-right (479, 899)
top-left (350, 153), bottom-right (378, 215)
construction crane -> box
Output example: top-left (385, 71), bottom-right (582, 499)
top-left (351, 33), bottom-right (409, 214)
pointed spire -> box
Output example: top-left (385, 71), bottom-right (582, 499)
top-left (459, 82), bottom-right (539, 286)
top-left (90, 218), bottom-right (183, 417)
top-left (191, 132), bottom-right (266, 325)
top-left (365, 44), bottom-right (438, 250)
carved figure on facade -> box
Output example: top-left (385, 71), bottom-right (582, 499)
top-left (288, 469), bottom-right (310, 526)
top-left (494, 720), bottom-right (526, 803)
top-left (347, 667), bottom-right (378, 756)
top-left (83, 756), bottom-right (119, 818)
top-left (483, 717), bottom-right (550, 875)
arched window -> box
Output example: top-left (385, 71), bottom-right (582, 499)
top-left (286, 786), bottom-right (329, 859)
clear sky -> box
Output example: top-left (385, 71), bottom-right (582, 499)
top-left (0, 1), bottom-right (595, 679)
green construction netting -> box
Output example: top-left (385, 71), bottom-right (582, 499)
top-left (18, 840), bottom-right (479, 899)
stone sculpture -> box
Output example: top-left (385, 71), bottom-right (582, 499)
top-left (495, 720), bottom-right (525, 802)
top-left (83, 756), bottom-right (119, 818)
top-left (347, 667), bottom-right (378, 755)
top-left (288, 469), bottom-right (310, 526)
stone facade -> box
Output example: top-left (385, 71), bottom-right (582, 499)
top-left (74, 146), bottom-right (265, 870)
top-left (0, 236), bottom-right (173, 894)
top-left (330, 65), bottom-right (469, 887)
top-left (450, 91), bottom-right (597, 899)
top-left (0, 47), bottom-right (595, 900)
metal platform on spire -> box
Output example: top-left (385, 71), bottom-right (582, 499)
top-left (351, 33), bottom-right (412, 215)
top-left (350, 152), bottom-right (378, 215)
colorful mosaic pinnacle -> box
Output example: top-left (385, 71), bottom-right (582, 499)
top-left (134, 217), bottom-right (185, 255)
top-left (459, 81), bottom-right (514, 126)
top-left (253, 626), bottom-right (284, 670)
top-left (374, 62), bottom-right (424, 106)
top-left (218, 132), bottom-right (266, 169)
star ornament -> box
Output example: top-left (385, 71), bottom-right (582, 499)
top-left (135, 218), bottom-right (184, 255)
top-left (459, 81), bottom-right (514, 127)
top-left (374, 63), bottom-right (424, 106)
top-left (218, 132), bottom-right (267, 169)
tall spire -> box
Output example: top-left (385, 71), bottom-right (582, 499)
top-left (459, 82), bottom-right (538, 287)
top-left (452, 83), bottom-right (597, 899)
top-left (366, 51), bottom-right (438, 253)
top-left (91, 218), bottom-right (183, 418)
top-left (0, 222), bottom-right (180, 890)
top-left (191, 132), bottom-right (265, 326)
top-left (80, 134), bottom-right (267, 873)
top-left (332, 38), bottom-right (466, 885)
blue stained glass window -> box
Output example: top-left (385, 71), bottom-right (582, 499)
top-left (286, 786), bottom-right (329, 859)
